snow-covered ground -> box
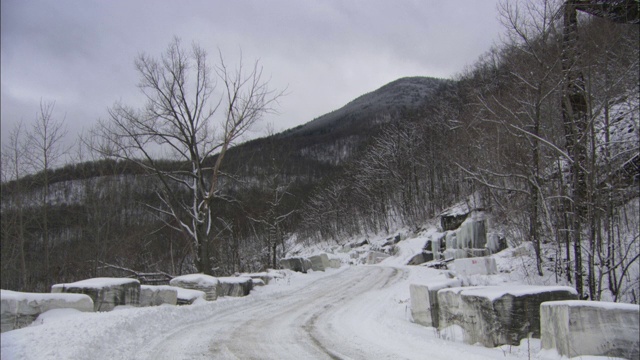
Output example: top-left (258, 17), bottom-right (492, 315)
top-left (1, 227), bottom-right (629, 360)
top-left (3, 265), bottom-right (557, 360)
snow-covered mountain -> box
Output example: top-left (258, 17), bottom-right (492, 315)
top-left (285, 76), bottom-right (445, 136)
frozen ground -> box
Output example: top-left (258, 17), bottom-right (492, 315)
top-left (3, 263), bottom-right (583, 360)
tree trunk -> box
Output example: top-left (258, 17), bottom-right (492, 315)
top-left (562, 1), bottom-right (589, 297)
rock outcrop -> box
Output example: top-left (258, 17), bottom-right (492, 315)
top-left (51, 277), bottom-right (140, 312)
top-left (1, 290), bottom-right (94, 332)
top-left (541, 300), bottom-right (639, 359)
top-left (438, 285), bottom-right (578, 347)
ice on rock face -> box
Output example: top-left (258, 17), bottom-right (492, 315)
top-left (1, 290), bottom-right (94, 332)
top-left (438, 285), bottom-right (578, 347)
top-left (541, 300), bottom-right (640, 359)
top-left (51, 277), bottom-right (140, 312)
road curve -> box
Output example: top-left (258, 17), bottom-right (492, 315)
top-left (136, 266), bottom-right (407, 360)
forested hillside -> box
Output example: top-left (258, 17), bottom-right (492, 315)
top-left (1, 0), bottom-right (638, 303)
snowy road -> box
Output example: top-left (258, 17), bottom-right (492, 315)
top-left (2, 266), bottom-right (540, 360)
top-left (137, 266), bottom-right (409, 360)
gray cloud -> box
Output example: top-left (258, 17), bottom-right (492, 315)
top-left (1, 0), bottom-right (503, 160)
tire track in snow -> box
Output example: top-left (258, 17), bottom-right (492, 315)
top-left (137, 266), bottom-right (400, 360)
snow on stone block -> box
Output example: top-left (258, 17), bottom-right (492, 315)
top-left (169, 274), bottom-right (219, 301)
top-left (173, 287), bottom-right (206, 305)
top-left (139, 285), bottom-right (177, 307)
top-left (280, 257), bottom-right (309, 273)
top-left (1, 290), bottom-right (94, 333)
top-left (328, 258), bottom-right (341, 269)
top-left (238, 272), bottom-right (277, 285)
top-left (366, 251), bottom-right (389, 264)
top-left (251, 279), bottom-right (265, 287)
top-left (309, 253), bottom-right (330, 271)
top-left (410, 279), bottom-right (462, 328)
top-left (438, 285), bottom-right (578, 347)
top-left (453, 257), bottom-right (497, 276)
top-left (406, 252), bottom-right (434, 266)
top-left (51, 277), bottom-right (140, 312)
top-left (216, 277), bottom-right (253, 297)
top-left (541, 300), bottom-right (639, 359)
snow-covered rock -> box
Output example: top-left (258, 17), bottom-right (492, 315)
top-left (1, 290), bottom-right (94, 332)
top-left (409, 279), bottom-right (462, 328)
top-left (169, 274), bottom-right (219, 301)
top-left (280, 257), bottom-right (309, 273)
top-left (541, 300), bottom-right (639, 359)
top-left (174, 287), bottom-right (207, 305)
top-left (452, 257), bottom-right (497, 276)
top-left (309, 253), bottom-right (330, 271)
top-left (328, 258), bottom-right (341, 269)
top-left (216, 277), bottom-right (253, 297)
top-left (139, 285), bottom-right (177, 307)
top-left (238, 271), bottom-right (282, 285)
top-left (406, 252), bottom-right (433, 265)
top-left (438, 285), bottom-right (578, 347)
top-left (366, 251), bottom-right (389, 264)
top-left (51, 277), bottom-right (140, 312)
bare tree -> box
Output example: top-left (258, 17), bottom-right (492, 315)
top-left (93, 38), bottom-right (282, 275)
top-left (27, 100), bottom-right (68, 288)
top-left (1, 123), bottom-right (30, 290)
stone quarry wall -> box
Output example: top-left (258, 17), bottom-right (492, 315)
top-left (541, 300), bottom-right (640, 359)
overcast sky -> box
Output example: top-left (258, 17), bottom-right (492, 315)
top-left (1, 0), bottom-right (503, 159)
